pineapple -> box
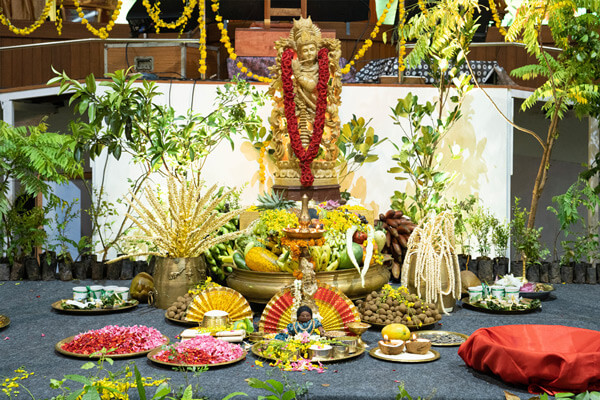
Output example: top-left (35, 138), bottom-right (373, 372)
top-left (256, 190), bottom-right (296, 210)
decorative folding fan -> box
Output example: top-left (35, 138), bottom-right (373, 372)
top-left (185, 286), bottom-right (252, 322)
top-left (259, 283), bottom-right (360, 333)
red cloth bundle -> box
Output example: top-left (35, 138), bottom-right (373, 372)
top-left (458, 325), bottom-right (600, 395)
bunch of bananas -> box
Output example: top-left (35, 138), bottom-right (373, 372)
top-left (204, 220), bottom-right (238, 281)
top-left (309, 244), bottom-right (340, 271)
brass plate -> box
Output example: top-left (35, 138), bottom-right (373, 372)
top-left (369, 348), bottom-right (440, 363)
top-left (0, 315), bottom-right (10, 329)
top-left (51, 300), bottom-right (139, 314)
top-left (462, 297), bottom-right (541, 314)
top-left (147, 348), bottom-right (246, 368)
top-left (251, 342), bottom-right (365, 363)
top-left (414, 330), bottom-right (468, 346)
top-left (519, 290), bottom-right (553, 300)
top-left (55, 335), bottom-right (169, 359)
top-left (367, 321), bottom-right (438, 331)
top-left (165, 313), bottom-right (199, 326)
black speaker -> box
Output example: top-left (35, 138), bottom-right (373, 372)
top-left (127, 0), bottom-right (211, 36)
top-left (218, 0), bottom-right (370, 22)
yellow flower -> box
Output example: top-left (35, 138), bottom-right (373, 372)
top-left (255, 360), bottom-right (263, 367)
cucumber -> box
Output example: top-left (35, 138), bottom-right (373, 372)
top-left (232, 251), bottom-right (250, 270)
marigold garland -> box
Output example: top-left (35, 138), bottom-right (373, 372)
top-left (198, 0), bottom-right (207, 74)
top-left (73, 0), bottom-right (122, 40)
top-left (258, 140), bottom-right (270, 184)
top-left (0, 0), bottom-right (53, 35)
top-left (281, 47), bottom-right (330, 187)
top-left (488, 0), bottom-right (507, 36)
top-left (143, 0), bottom-right (197, 33)
top-left (398, 0), bottom-right (407, 73)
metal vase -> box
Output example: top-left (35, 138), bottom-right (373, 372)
top-left (153, 256), bottom-right (206, 309)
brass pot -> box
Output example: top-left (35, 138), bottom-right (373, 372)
top-left (226, 264), bottom-right (390, 303)
top-left (153, 256), bottom-right (206, 309)
top-left (405, 253), bottom-right (458, 313)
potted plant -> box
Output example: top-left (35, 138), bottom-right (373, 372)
top-left (511, 198), bottom-right (550, 282)
top-left (110, 175), bottom-right (247, 309)
top-left (450, 196), bottom-right (477, 273)
top-left (491, 218), bottom-right (510, 278)
top-left (468, 205), bottom-right (494, 283)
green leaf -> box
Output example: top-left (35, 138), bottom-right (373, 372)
top-left (151, 383), bottom-right (171, 400)
top-left (265, 379), bottom-right (284, 394)
top-left (181, 385), bottom-right (193, 400)
top-left (80, 362), bottom-right (95, 370)
top-left (222, 392), bottom-right (249, 400)
top-left (65, 374), bottom-right (93, 385)
top-left (134, 365), bottom-right (147, 400)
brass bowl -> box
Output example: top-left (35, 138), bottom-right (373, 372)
top-left (347, 321), bottom-right (371, 335)
top-left (338, 336), bottom-right (358, 353)
top-left (332, 344), bottom-right (349, 358)
top-left (308, 345), bottom-right (332, 359)
top-left (227, 264), bottom-right (390, 303)
top-left (202, 310), bottom-right (230, 328)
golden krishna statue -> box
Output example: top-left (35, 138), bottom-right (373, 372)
top-left (268, 17), bottom-right (342, 199)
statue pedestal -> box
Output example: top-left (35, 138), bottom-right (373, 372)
top-left (273, 184), bottom-right (341, 203)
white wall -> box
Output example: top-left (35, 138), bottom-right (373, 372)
top-left (1, 82), bottom-right (516, 258)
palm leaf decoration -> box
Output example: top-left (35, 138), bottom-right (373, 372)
top-left (111, 175), bottom-right (248, 261)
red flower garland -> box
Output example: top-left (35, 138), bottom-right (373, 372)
top-left (281, 47), bottom-right (330, 187)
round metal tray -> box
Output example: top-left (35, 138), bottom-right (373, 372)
top-left (55, 335), bottom-right (169, 359)
top-left (366, 321), bottom-right (438, 331)
top-left (51, 300), bottom-right (139, 314)
top-left (147, 348), bottom-right (246, 368)
top-left (251, 342), bottom-right (365, 363)
top-left (164, 313), bottom-right (199, 326)
top-left (461, 298), bottom-right (541, 314)
top-left (369, 348), bottom-right (440, 363)
top-left (414, 330), bottom-right (468, 346)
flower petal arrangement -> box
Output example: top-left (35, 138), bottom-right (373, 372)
top-left (152, 335), bottom-right (245, 365)
top-left (61, 325), bottom-right (167, 355)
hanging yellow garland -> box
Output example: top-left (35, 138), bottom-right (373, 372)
top-left (142, 0), bottom-right (197, 33)
top-left (55, 0), bottom-right (64, 35)
top-left (258, 140), bottom-right (270, 184)
top-left (398, 0), bottom-right (407, 73)
top-left (488, 0), bottom-right (507, 36)
top-left (340, 0), bottom-right (396, 74)
top-left (73, 0), bottom-right (122, 40)
top-left (198, 0), bottom-right (207, 75)
top-left (0, 0), bottom-right (54, 35)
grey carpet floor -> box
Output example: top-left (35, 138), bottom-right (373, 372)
top-left (0, 280), bottom-right (597, 400)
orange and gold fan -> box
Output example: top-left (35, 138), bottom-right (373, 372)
top-left (259, 283), bottom-right (360, 333)
top-left (185, 286), bottom-right (252, 322)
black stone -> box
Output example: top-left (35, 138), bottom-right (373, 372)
top-left (58, 253), bottom-right (73, 281)
top-left (539, 261), bottom-right (549, 283)
top-left (477, 258), bottom-right (493, 284)
top-left (526, 263), bottom-right (540, 282)
top-left (73, 261), bottom-right (87, 280)
top-left (0, 263), bottom-right (10, 280)
top-left (549, 262), bottom-right (561, 284)
top-left (120, 259), bottom-right (134, 280)
top-left (40, 251), bottom-right (57, 281)
top-left (511, 260), bottom-right (523, 277)
top-left (586, 264), bottom-right (596, 284)
top-left (106, 260), bottom-right (121, 280)
top-left (10, 260), bottom-right (25, 280)
top-left (561, 264), bottom-right (574, 283)
top-left (24, 255), bottom-right (41, 280)
top-left (573, 262), bottom-right (586, 284)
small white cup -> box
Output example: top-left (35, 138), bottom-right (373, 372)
top-left (103, 285), bottom-right (118, 297)
top-left (115, 287), bottom-right (129, 301)
top-left (89, 285), bottom-right (104, 299)
top-left (504, 286), bottom-right (520, 302)
top-left (73, 286), bottom-right (88, 301)
top-left (490, 285), bottom-right (505, 300)
top-left (468, 286), bottom-right (483, 302)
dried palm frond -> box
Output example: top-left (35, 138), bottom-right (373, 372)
top-left (110, 176), bottom-right (247, 262)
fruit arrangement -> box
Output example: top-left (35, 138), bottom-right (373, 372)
top-left (378, 210), bottom-right (417, 279)
top-left (356, 285), bottom-right (441, 327)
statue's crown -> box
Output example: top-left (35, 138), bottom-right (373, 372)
top-left (291, 17), bottom-right (322, 47)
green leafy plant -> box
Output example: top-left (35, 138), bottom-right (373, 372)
top-left (492, 218), bottom-right (510, 259)
top-left (337, 115), bottom-right (386, 189)
top-left (548, 177), bottom-right (600, 264)
top-left (505, 0), bottom-right (600, 229)
top-left (450, 195), bottom-right (477, 255)
top-left (395, 381), bottom-right (435, 400)
top-left (46, 197), bottom-right (90, 261)
top-left (388, 0), bottom-right (477, 223)
top-left (468, 205), bottom-right (494, 259)
top-left (49, 69), bottom-right (266, 260)
top-left (511, 198), bottom-right (549, 274)
top-left (555, 391), bottom-right (600, 400)
top-left (245, 378), bottom-right (298, 400)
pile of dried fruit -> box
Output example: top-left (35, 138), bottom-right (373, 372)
top-left (356, 285), bottom-right (441, 327)
top-left (165, 293), bottom-right (194, 321)
top-left (379, 210), bottom-right (417, 279)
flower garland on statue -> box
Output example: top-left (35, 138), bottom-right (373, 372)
top-left (0, 0), bottom-right (54, 35)
top-left (488, 0), bottom-right (507, 36)
top-left (55, 0), bottom-right (64, 35)
top-left (73, 0), bottom-right (122, 39)
top-left (281, 47), bottom-right (330, 187)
